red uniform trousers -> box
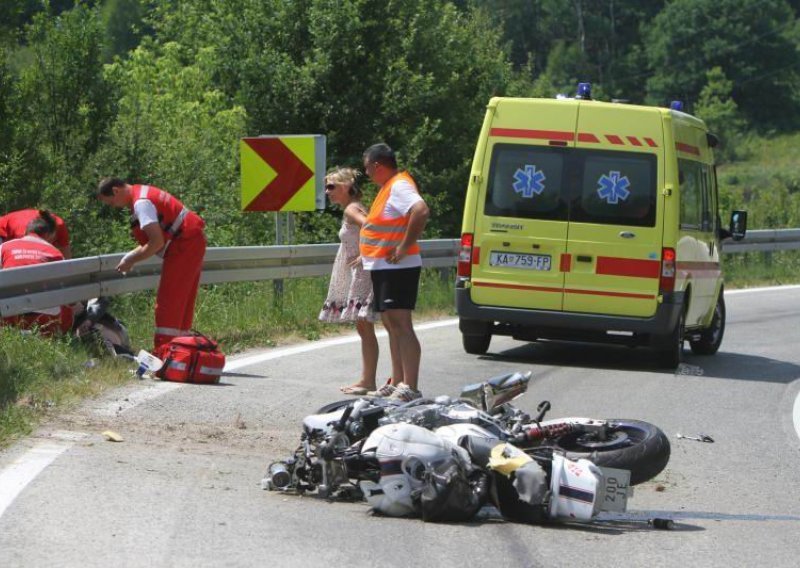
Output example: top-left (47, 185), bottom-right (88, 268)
top-left (2, 306), bottom-right (73, 336)
top-left (153, 230), bottom-right (206, 350)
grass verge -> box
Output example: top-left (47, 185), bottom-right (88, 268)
top-left (0, 269), bottom-right (456, 448)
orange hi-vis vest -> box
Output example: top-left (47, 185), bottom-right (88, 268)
top-left (129, 185), bottom-right (204, 247)
top-left (359, 171), bottom-right (420, 259)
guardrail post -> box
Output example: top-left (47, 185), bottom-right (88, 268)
top-left (273, 212), bottom-right (285, 306)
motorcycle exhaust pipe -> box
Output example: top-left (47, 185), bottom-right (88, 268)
top-left (267, 462), bottom-right (292, 489)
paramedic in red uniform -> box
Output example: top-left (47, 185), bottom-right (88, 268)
top-left (0, 208), bottom-right (71, 258)
top-left (0, 211), bottom-right (73, 334)
top-left (96, 178), bottom-right (207, 352)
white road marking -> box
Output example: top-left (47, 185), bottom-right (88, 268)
top-left (0, 432), bottom-right (88, 519)
top-left (224, 318), bottom-right (458, 371)
top-left (91, 381), bottom-right (183, 417)
top-left (726, 284), bottom-right (800, 295)
top-left (795, 388), bottom-right (800, 443)
top-left (724, 285), bottom-right (800, 441)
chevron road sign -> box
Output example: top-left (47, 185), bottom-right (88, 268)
top-left (240, 135), bottom-right (326, 212)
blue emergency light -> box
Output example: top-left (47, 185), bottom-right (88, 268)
top-left (576, 82), bottom-right (592, 100)
top-left (670, 100), bottom-right (684, 111)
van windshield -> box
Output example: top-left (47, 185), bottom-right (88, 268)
top-left (485, 144), bottom-right (657, 227)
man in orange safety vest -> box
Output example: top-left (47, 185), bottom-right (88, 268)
top-left (359, 143), bottom-right (430, 402)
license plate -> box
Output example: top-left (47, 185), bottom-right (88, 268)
top-left (489, 251), bottom-right (551, 271)
top-left (597, 467), bottom-right (632, 513)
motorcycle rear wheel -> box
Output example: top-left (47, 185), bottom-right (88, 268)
top-left (551, 419), bottom-right (670, 485)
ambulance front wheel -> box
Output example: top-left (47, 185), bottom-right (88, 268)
top-left (689, 293), bottom-right (725, 355)
top-left (462, 332), bottom-right (491, 355)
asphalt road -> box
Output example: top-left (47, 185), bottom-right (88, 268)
top-left (1, 286), bottom-right (799, 568)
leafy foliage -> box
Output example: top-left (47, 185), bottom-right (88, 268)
top-left (1, 0), bottom-right (800, 253)
top-left (645, 0), bottom-right (800, 129)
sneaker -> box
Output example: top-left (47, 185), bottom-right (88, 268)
top-left (387, 382), bottom-right (422, 403)
top-left (367, 379), bottom-right (396, 397)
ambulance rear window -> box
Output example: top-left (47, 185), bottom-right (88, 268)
top-left (484, 144), bottom-right (568, 221)
top-left (484, 145), bottom-right (656, 227)
top-left (571, 151), bottom-right (657, 227)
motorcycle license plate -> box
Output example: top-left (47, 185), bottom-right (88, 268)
top-left (597, 467), bottom-right (632, 513)
top-left (489, 251), bottom-right (551, 271)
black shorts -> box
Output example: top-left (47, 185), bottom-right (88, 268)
top-left (370, 267), bottom-right (422, 312)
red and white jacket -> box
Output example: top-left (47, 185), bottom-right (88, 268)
top-left (129, 184), bottom-right (204, 248)
top-left (0, 234), bottom-right (64, 268)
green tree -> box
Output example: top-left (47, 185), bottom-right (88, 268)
top-left (0, 3), bottom-right (113, 227)
top-left (473, 0), bottom-right (664, 101)
top-left (145, 0), bottom-right (514, 237)
top-left (694, 66), bottom-right (745, 162)
top-left (100, 0), bottom-right (150, 61)
top-left (15, 3), bottom-right (113, 181)
top-left (645, 0), bottom-right (800, 129)
top-left (92, 40), bottom-right (249, 254)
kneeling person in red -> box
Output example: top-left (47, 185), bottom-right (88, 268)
top-left (0, 211), bottom-right (73, 334)
top-left (97, 178), bottom-right (207, 353)
top-left (0, 208), bottom-right (72, 259)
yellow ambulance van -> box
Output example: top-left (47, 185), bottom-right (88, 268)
top-left (456, 84), bottom-right (747, 368)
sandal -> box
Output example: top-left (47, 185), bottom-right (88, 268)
top-left (340, 384), bottom-right (370, 395)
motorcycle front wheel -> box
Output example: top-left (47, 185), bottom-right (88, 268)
top-left (551, 419), bottom-right (670, 485)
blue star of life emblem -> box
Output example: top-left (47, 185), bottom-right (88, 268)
top-left (597, 171), bottom-right (631, 204)
top-left (512, 165), bottom-right (546, 198)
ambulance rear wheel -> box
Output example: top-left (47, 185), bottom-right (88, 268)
top-left (656, 309), bottom-right (685, 369)
top-left (462, 332), bottom-right (491, 355)
top-left (690, 294), bottom-right (725, 355)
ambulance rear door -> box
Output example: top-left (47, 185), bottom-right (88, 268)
top-left (468, 98), bottom-right (578, 312)
top-left (563, 103), bottom-right (664, 317)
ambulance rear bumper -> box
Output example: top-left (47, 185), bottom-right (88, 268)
top-left (456, 287), bottom-right (685, 343)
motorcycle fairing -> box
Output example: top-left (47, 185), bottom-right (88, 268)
top-left (548, 454), bottom-right (603, 521)
top-left (359, 423), bottom-right (471, 517)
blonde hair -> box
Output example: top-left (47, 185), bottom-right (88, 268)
top-left (326, 167), bottom-right (361, 199)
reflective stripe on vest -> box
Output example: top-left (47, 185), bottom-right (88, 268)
top-left (359, 171), bottom-right (421, 259)
top-left (131, 185), bottom-right (190, 244)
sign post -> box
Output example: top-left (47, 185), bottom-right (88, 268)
top-left (240, 134), bottom-right (326, 301)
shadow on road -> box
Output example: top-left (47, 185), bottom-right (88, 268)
top-left (480, 341), bottom-right (800, 384)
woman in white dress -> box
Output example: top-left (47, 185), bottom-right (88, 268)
top-left (318, 167), bottom-right (379, 394)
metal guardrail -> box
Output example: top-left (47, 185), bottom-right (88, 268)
top-left (720, 228), bottom-right (800, 253)
top-left (0, 240), bottom-right (460, 317)
top-left (0, 230), bottom-right (797, 317)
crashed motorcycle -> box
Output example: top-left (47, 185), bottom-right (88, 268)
top-left (72, 297), bottom-right (133, 357)
top-left (263, 371), bottom-right (670, 524)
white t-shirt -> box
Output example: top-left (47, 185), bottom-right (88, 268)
top-left (361, 178), bottom-right (424, 271)
top-left (133, 199), bottom-right (159, 229)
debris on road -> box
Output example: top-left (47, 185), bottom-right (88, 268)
top-left (102, 430), bottom-right (124, 442)
top-left (676, 433), bottom-right (714, 443)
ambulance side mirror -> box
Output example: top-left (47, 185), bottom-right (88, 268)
top-left (707, 132), bottom-right (720, 148)
top-left (729, 210), bottom-right (747, 241)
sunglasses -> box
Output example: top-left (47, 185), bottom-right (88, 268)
top-left (325, 183), bottom-right (336, 191)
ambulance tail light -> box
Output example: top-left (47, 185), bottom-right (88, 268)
top-left (660, 247), bottom-right (676, 293)
top-left (458, 233), bottom-right (475, 278)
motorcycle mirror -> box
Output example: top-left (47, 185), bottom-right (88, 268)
top-left (534, 400), bottom-right (551, 423)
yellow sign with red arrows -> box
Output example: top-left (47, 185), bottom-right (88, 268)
top-left (240, 135), bottom-right (326, 211)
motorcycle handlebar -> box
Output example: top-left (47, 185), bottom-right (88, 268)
top-left (336, 404), bottom-right (353, 432)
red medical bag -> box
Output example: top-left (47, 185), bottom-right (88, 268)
top-left (156, 333), bottom-right (225, 384)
